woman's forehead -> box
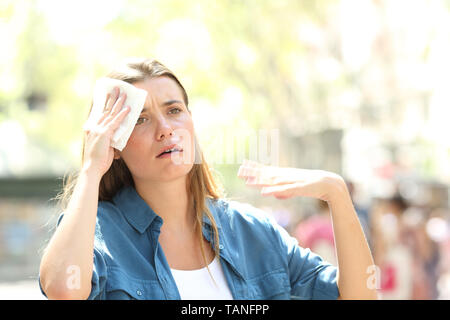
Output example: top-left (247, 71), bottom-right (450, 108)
top-left (134, 77), bottom-right (184, 105)
top-left (135, 77), bottom-right (182, 95)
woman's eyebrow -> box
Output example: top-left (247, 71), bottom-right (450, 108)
top-left (140, 100), bottom-right (183, 113)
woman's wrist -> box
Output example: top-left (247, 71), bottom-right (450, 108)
top-left (325, 176), bottom-right (352, 206)
top-left (80, 164), bottom-right (103, 183)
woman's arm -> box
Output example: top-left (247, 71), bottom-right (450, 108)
top-left (40, 87), bottom-right (130, 299)
top-left (39, 168), bottom-right (102, 300)
top-left (238, 160), bottom-right (378, 299)
top-left (327, 179), bottom-right (378, 299)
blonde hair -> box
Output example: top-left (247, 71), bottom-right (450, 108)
top-left (54, 58), bottom-right (224, 272)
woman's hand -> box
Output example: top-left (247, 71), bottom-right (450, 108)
top-left (237, 159), bottom-right (348, 203)
top-left (82, 87), bottom-right (130, 178)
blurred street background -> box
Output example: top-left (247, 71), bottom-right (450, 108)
top-left (1, 0), bottom-right (449, 299)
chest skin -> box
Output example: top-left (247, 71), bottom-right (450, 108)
top-left (158, 228), bottom-right (216, 270)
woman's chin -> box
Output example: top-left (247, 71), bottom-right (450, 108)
top-left (154, 162), bottom-right (193, 180)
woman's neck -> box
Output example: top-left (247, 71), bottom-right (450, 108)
top-left (134, 176), bottom-right (195, 233)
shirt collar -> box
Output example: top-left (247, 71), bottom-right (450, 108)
top-left (203, 197), bottom-right (224, 231)
top-left (112, 186), bottom-right (243, 278)
top-left (112, 185), bottom-right (223, 234)
top-left (112, 185), bottom-right (159, 234)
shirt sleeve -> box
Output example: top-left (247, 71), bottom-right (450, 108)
top-left (38, 212), bottom-right (108, 300)
top-left (87, 246), bottom-right (107, 299)
top-left (271, 219), bottom-right (340, 300)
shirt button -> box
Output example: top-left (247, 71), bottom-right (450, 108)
top-left (219, 244), bottom-right (224, 250)
top-left (136, 290), bottom-right (142, 296)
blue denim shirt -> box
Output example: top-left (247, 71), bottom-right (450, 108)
top-left (40, 185), bottom-right (339, 300)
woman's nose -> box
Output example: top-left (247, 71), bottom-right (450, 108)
top-left (155, 116), bottom-right (174, 140)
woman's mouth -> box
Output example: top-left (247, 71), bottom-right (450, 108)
top-left (157, 148), bottom-right (183, 158)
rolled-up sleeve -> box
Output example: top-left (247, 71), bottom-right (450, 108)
top-left (271, 220), bottom-right (340, 300)
top-left (87, 247), bottom-right (107, 299)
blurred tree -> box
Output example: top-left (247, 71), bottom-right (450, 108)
top-left (0, 0), bottom-right (448, 185)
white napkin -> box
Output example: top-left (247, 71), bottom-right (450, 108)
top-left (83, 77), bottom-right (148, 151)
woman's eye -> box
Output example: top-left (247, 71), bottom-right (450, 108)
top-left (135, 108), bottom-right (181, 125)
top-left (135, 117), bottom-right (147, 125)
top-left (169, 107), bottom-right (182, 114)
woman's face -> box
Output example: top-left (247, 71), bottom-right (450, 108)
top-left (116, 76), bottom-right (195, 183)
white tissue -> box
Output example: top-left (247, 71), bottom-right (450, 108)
top-left (83, 77), bottom-right (148, 151)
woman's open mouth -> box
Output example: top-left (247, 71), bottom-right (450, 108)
top-left (157, 148), bottom-right (183, 158)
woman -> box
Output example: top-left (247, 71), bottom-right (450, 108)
top-left (39, 58), bottom-right (377, 300)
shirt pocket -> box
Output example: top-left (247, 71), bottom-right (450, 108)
top-left (247, 269), bottom-right (291, 299)
top-left (105, 267), bottom-right (165, 300)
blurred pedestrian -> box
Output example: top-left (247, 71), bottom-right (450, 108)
top-left (295, 200), bottom-right (337, 266)
top-left (370, 195), bottom-right (414, 299)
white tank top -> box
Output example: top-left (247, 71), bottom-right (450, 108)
top-left (170, 256), bottom-right (234, 300)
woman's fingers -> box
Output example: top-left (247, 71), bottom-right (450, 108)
top-left (239, 165), bottom-right (267, 186)
top-left (95, 87), bottom-right (119, 126)
top-left (262, 178), bottom-right (336, 202)
top-left (261, 183), bottom-right (300, 200)
top-left (104, 93), bottom-right (112, 111)
top-left (238, 159), bottom-right (347, 202)
top-left (237, 159), bottom-right (258, 177)
top-left (244, 170), bottom-right (281, 187)
top-left (98, 88), bottom-right (127, 127)
top-left (81, 86), bottom-right (132, 178)
top-left (238, 159), bottom-right (268, 178)
top-left (261, 181), bottom-right (318, 200)
top-left (238, 160), bottom-right (298, 187)
top-left (107, 105), bottom-right (130, 131)
top-left (110, 92), bottom-right (127, 117)
top-left (105, 87), bottom-right (119, 112)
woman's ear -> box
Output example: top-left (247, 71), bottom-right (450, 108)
top-left (114, 149), bottom-right (121, 160)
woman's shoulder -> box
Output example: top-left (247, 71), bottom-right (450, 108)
top-left (213, 197), bottom-right (278, 231)
top-left (212, 198), bottom-right (290, 261)
top-left (96, 199), bottom-right (134, 232)
top-left (97, 199), bottom-right (121, 216)
top-left (54, 200), bottom-right (118, 226)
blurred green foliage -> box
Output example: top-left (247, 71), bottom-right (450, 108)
top-left (0, 0), bottom-right (449, 188)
